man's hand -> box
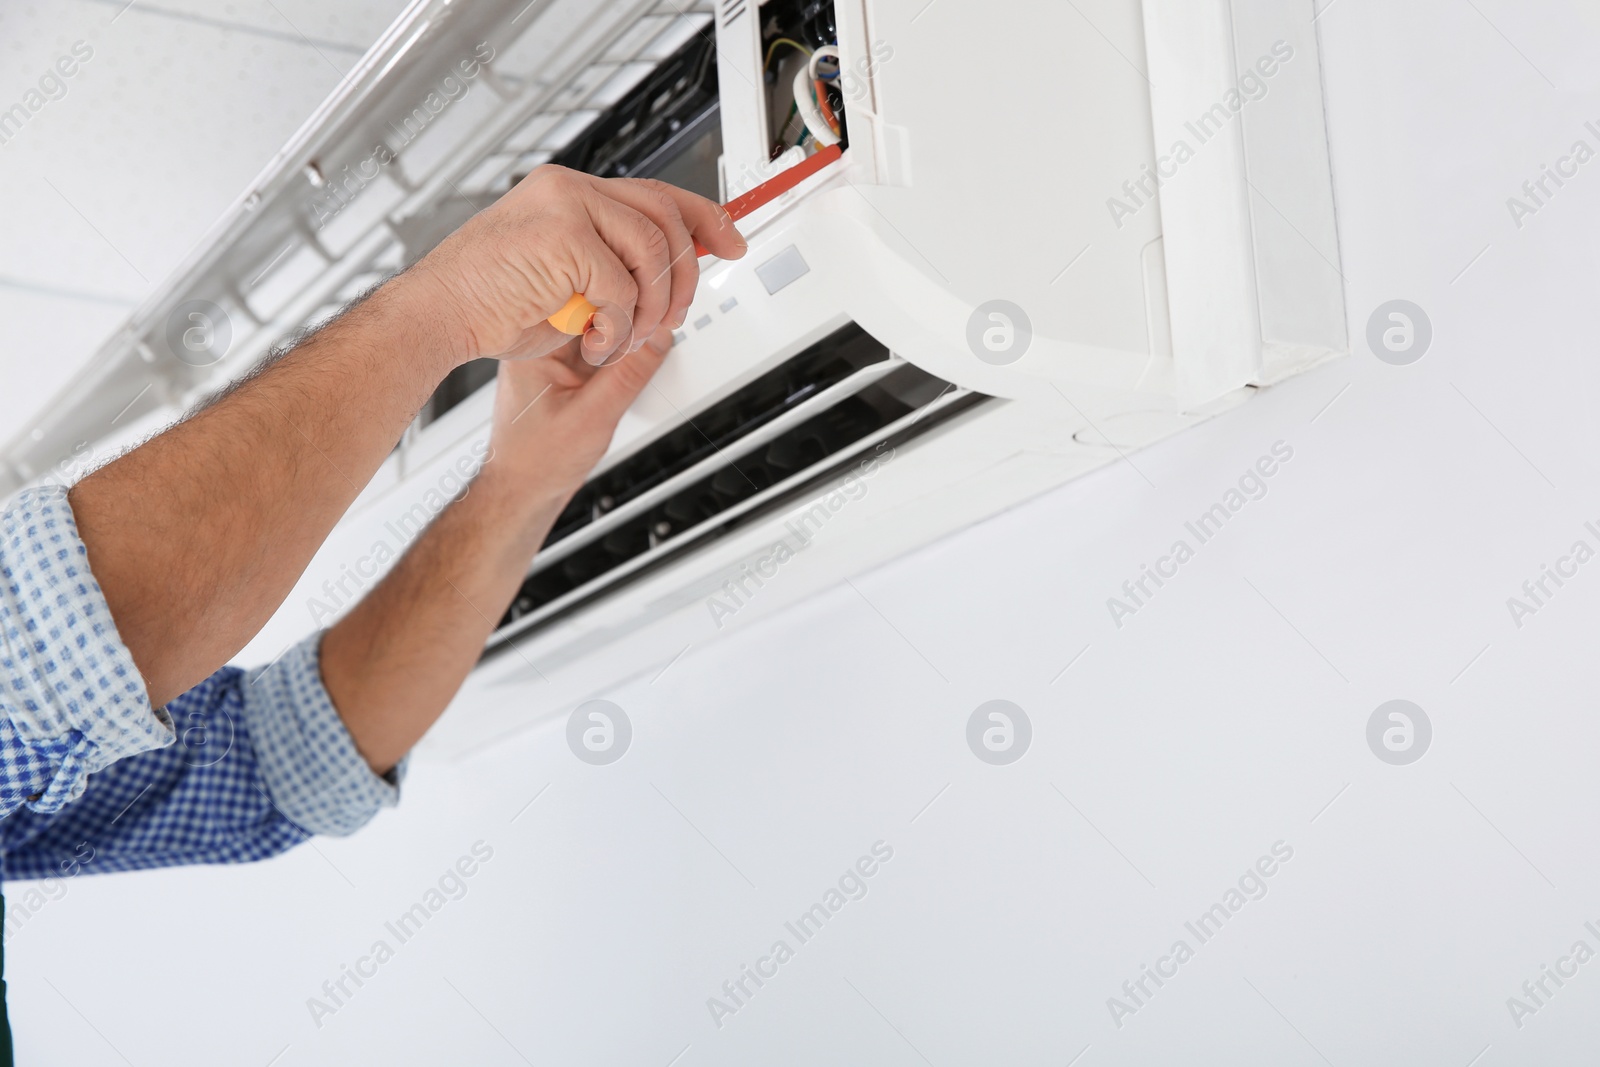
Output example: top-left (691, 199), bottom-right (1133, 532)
top-left (411, 167), bottom-right (747, 367)
top-left (486, 323), bottom-right (675, 496)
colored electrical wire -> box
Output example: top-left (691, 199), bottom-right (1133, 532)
top-left (792, 65), bottom-right (840, 146)
top-left (763, 36), bottom-right (812, 73)
top-left (807, 45), bottom-right (841, 82)
top-left (808, 45), bottom-right (842, 136)
top-left (814, 79), bottom-right (838, 135)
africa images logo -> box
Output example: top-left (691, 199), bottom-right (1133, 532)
top-left (567, 699), bottom-right (631, 765)
top-left (966, 700), bottom-right (1031, 765)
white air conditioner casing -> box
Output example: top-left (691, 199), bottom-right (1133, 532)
top-left (1, 0), bottom-right (1345, 758)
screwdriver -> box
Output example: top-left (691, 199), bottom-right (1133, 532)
top-left (547, 143), bottom-right (844, 335)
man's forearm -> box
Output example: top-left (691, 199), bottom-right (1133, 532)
top-left (70, 274), bottom-right (463, 707)
top-left (319, 457), bottom-right (568, 774)
top-left (315, 323), bottom-right (682, 775)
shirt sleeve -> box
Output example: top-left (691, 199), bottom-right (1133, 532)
top-left (0, 485), bottom-right (174, 817)
top-left (238, 632), bottom-right (407, 838)
top-left (0, 633), bottom-right (408, 880)
top-left (0, 483), bottom-right (406, 880)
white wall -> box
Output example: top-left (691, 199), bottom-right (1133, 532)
top-left (10, 0), bottom-right (1600, 1063)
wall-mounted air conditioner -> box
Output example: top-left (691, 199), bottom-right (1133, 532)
top-left (0, 0), bottom-right (1345, 758)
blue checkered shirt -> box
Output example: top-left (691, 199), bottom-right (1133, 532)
top-left (0, 485), bottom-right (404, 882)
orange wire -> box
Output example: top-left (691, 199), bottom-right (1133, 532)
top-left (813, 78), bottom-right (838, 135)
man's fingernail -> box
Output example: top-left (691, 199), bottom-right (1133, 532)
top-left (670, 309), bottom-right (687, 328)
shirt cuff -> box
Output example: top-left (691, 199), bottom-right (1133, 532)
top-left (239, 632), bottom-right (406, 837)
top-left (0, 485), bottom-right (175, 812)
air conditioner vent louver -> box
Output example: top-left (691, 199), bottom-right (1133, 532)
top-left (547, 326), bottom-right (886, 544)
top-left (490, 322), bottom-right (989, 651)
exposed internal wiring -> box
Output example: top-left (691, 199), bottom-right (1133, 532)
top-left (806, 45), bottom-right (842, 140)
top-left (763, 36), bottom-right (812, 73)
top-left (792, 65), bottom-right (840, 147)
top-left (767, 37), bottom-right (820, 156)
top-left (814, 78), bottom-right (838, 136)
top-left (768, 38), bottom-right (843, 151)
top-left (807, 45), bottom-right (841, 83)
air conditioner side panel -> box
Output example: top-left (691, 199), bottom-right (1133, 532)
top-left (1233, 0), bottom-right (1349, 378)
top-left (1141, 0), bottom-right (1264, 398)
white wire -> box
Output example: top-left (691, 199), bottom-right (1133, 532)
top-left (808, 44), bottom-right (840, 81)
top-left (793, 45), bottom-right (841, 147)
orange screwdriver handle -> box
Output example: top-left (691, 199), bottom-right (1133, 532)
top-left (548, 292), bottom-right (599, 336)
top-left (545, 144), bottom-right (843, 336)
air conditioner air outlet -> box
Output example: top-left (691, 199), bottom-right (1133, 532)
top-left (490, 322), bottom-right (988, 650)
top-left (545, 321), bottom-right (896, 548)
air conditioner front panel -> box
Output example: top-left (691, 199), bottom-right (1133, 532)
top-left (847, 0), bottom-right (1165, 358)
